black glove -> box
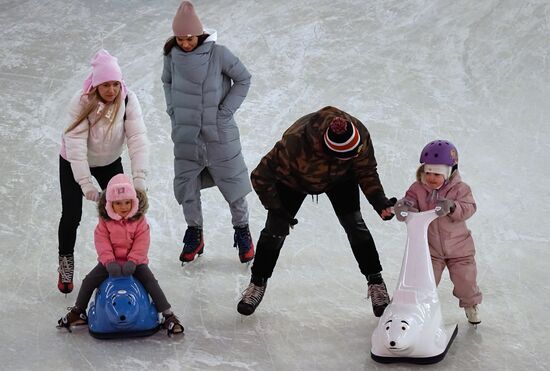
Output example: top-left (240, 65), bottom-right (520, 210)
top-left (378, 197), bottom-right (397, 221)
top-left (122, 261), bottom-right (136, 276)
top-left (105, 262), bottom-right (122, 277)
top-left (271, 208), bottom-right (298, 228)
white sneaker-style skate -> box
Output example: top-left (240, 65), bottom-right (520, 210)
top-left (465, 305), bottom-right (481, 326)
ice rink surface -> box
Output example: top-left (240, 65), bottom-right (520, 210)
top-left (1, 0), bottom-right (549, 370)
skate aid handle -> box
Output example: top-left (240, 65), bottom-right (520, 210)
top-left (400, 206), bottom-right (441, 215)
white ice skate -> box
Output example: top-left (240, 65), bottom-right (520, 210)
top-left (370, 208), bottom-right (458, 364)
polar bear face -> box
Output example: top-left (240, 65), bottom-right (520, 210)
top-left (383, 315), bottom-right (420, 355)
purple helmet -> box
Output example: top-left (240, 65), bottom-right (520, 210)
top-left (419, 140), bottom-right (458, 166)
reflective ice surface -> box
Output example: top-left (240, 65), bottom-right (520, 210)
top-left (1, 1), bottom-right (549, 370)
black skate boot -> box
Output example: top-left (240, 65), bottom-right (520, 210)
top-left (237, 277), bottom-right (267, 316)
top-left (180, 226), bottom-right (204, 263)
top-left (367, 272), bottom-right (390, 317)
top-left (233, 225), bottom-right (255, 263)
top-left (57, 254), bottom-right (74, 294)
top-left (162, 312), bottom-right (184, 336)
top-left (57, 306), bottom-right (87, 332)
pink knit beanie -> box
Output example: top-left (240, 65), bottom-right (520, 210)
top-left (82, 49), bottom-right (127, 98)
top-left (172, 1), bottom-right (203, 37)
top-left (105, 174), bottom-right (139, 220)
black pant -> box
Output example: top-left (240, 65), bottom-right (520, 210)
top-left (75, 263), bottom-right (171, 313)
top-left (251, 179), bottom-right (383, 282)
top-left (58, 156), bottom-right (123, 256)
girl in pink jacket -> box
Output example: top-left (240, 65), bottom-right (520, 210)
top-left (57, 174), bottom-right (183, 336)
top-left (394, 140), bottom-right (482, 325)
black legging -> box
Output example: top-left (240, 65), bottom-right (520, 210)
top-left (251, 179), bottom-right (383, 282)
top-left (58, 156), bottom-right (123, 256)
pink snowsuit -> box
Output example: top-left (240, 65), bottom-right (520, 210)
top-left (402, 169), bottom-right (482, 307)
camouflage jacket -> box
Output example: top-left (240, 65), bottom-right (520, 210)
top-left (251, 106), bottom-right (391, 212)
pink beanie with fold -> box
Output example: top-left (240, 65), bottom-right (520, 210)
top-left (172, 1), bottom-right (203, 37)
top-left (82, 49), bottom-right (127, 97)
top-left (105, 174), bottom-right (139, 220)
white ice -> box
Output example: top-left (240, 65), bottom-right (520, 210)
top-left (1, 0), bottom-right (549, 370)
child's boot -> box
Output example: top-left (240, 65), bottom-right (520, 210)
top-left (162, 312), bottom-right (184, 336)
top-left (57, 306), bottom-right (87, 332)
top-left (233, 224), bottom-right (255, 263)
top-left (367, 272), bottom-right (390, 317)
top-left (179, 226), bottom-right (204, 263)
top-left (465, 305), bottom-right (481, 325)
top-left (57, 254), bottom-right (74, 294)
top-left (237, 276), bottom-right (267, 315)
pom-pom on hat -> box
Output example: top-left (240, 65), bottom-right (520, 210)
top-left (105, 174), bottom-right (139, 220)
top-left (82, 49), bottom-right (127, 98)
top-left (172, 1), bottom-right (204, 37)
top-left (323, 117), bottom-right (362, 159)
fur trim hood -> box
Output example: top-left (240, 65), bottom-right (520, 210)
top-left (98, 188), bottom-right (148, 221)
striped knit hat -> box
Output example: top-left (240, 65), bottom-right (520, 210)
top-left (323, 117), bottom-right (361, 159)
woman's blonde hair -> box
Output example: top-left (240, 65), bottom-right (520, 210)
top-left (65, 87), bottom-right (122, 134)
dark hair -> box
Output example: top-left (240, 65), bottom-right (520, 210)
top-left (163, 34), bottom-right (210, 56)
top-left (163, 37), bottom-right (178, 56)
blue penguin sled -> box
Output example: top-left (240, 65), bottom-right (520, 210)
top-left (371, 208), bottom-right (458, 364)
top-left (87, 276), bottom-right (160, 339)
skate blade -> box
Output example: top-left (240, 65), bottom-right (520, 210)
top-left (56, 324), bottom-right (72, 333)
top-left (56, 321), bottom-right (87, 332)
top-left (181, 252), bottom-right (203, 267)
top-left (469, 322), bottom-right (480, 329)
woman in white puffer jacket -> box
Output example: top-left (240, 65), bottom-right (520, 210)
top-left (57, 49), bottom-right (149, 294)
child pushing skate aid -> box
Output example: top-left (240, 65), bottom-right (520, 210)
top-left (393, 140), bottom-right (482, 325)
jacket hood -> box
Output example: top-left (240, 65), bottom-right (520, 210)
top-left (98, 188), bottom-right (149, 221)
top-left (203, 28), bottom-right (217, 43)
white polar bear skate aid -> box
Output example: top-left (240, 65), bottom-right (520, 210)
top-left (371, 208), bottom-right (458, 364)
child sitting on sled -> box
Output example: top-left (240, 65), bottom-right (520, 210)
top-left (57, 174), bottom-right (184, 335)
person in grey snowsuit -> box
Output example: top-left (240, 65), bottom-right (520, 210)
top-left (162, 1), bottom-right (254, 264)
